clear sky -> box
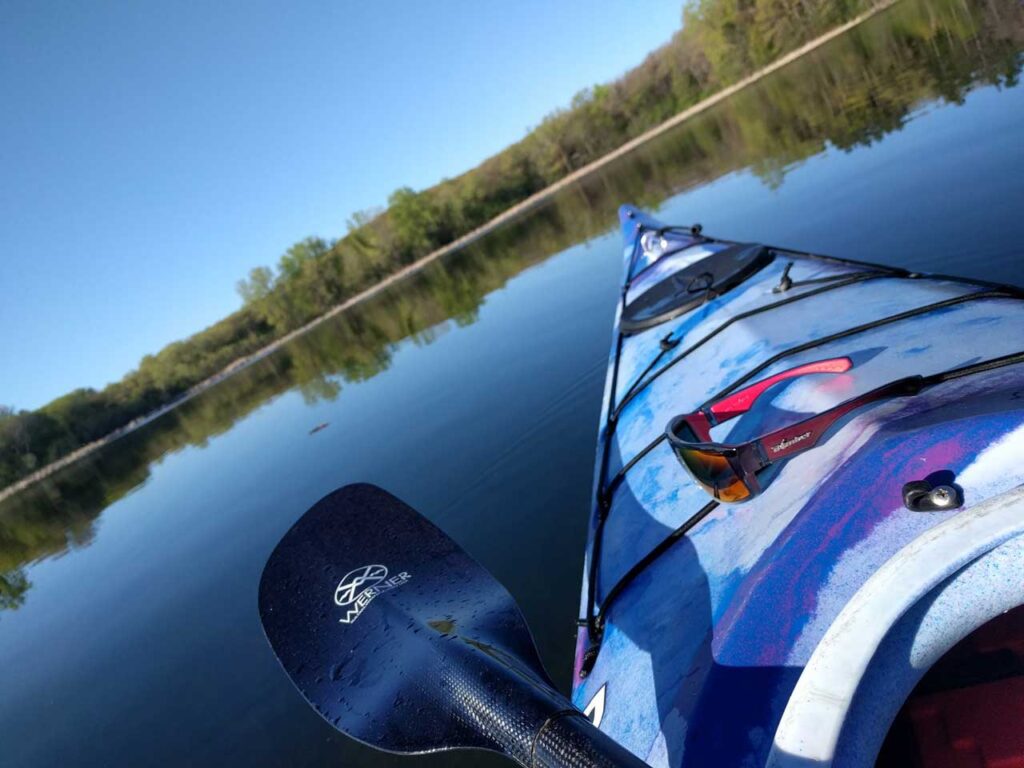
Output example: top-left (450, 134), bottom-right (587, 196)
top-left (0, 0), bottom-right (681, 411)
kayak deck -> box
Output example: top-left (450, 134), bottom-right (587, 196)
top-left (572, 206), bottom-right (1024, 766)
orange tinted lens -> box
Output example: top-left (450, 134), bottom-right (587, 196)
top-left (674, 446), bottom-right (751, 502)
top-left (715, 474), bottom-right (752, 502)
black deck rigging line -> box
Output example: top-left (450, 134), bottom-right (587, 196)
top-left (605, 287), bottom-right (1017, 504)
top-left (615, 270), bottom-right (873, 419)
top-left (788, 271), bottom-right (867, 288)
top-left (939, 350), bottom-right (1024, 381)
top-left (764, 242), bottom-right (1024, 298)
top-left (620, 337), bottom-right (679, 409)
top-left (591, 499), bottom-right (719, 638)
top-left (632, 216), bottom-right (1024, 299)
top-left (586, 265), bottom-right (888, 643)
top-left (605, 435), bottom-right (667, 500)
top-left (704, 288), bottom-right (1018, 405)
top-left (587, 347), bottom-right (1024, 654)
top-left (582, 286), bottom-right (1020, 653)
top-left (610, 270), bottom-right (889, 424)
top-left (580, 219), bottom-right (1024, 664)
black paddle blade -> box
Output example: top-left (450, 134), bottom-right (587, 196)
top-left (259, 484), bottom-right (585, 764)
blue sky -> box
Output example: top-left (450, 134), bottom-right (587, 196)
top-left (0, 0), bottom-right (680, 411)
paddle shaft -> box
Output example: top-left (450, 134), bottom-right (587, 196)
top-left (532, 712), bottom-right (649, 768)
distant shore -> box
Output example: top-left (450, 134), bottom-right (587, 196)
top-left (0, 0), bottom-right (900, 506)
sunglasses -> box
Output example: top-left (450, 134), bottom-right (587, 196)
top-left (666, 356), bottom-right (932, 502)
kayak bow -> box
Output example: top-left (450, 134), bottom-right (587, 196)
top-left (572, 206), bottom-right (1024, 767)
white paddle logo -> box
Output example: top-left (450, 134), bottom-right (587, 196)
top-left (334, 564), bottom-right (411, 624)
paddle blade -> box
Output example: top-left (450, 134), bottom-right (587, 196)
top-left (258, 484), bottom-right (565, 762)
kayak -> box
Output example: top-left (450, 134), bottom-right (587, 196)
top-left (570, 206), bottom-right (1024, 766)
top-left (257, 205), bottom-right (1024, 768)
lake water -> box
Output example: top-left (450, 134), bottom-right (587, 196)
top-left (2, 1), bottom-right (1023, 765)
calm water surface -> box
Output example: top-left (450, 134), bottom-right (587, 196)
top-left (2, 2), bottom-right (1023, 765)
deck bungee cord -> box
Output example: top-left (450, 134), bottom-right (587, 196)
top-left (606, 286), bottom-right (1022, 503)
top-left (582, 349), bottom-right (1024, 674)
top-left (613, 260), bottom-right (890, 418)
top-left (579, 219), bottom-right (1024, 674)
top-left (704, 289), bottom-right (1021, 402)
top-left (610, 255), bottom-right (1024, 424)
top-left (610, 269), bottom-right (888, 423)
top-left (579, 498), bottom-right (721, 673)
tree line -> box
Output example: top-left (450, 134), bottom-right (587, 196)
top-left (1, 0), bottom-right (1021, 496)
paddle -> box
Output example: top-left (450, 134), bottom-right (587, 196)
top-left (258, 483), bottom-right (646, 768)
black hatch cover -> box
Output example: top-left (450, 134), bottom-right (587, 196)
top-left (621, 242), bottom-right (773, 334)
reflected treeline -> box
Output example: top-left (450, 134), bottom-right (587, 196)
top-left (1, 0), bottom-right (1022, 613)
top-left (583, 0), bottom-right (1023, 197)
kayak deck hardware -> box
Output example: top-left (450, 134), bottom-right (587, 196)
top-left (903, 479), bottom-right (963, 512)
top-left (621, 242), bottom-right (774, 333)
top-left (774, 262), bottom-right (795, 292)
top-left (625, 222), bottom-right (706, 289)
top-left (580, 217), bottom-right (1024, 676)
top-left (585, 294), bottom-right (1023, 664)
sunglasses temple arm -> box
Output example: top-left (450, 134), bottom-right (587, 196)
top-left (755, 377), bottom-right (924, 462)
top-left (710, 357), bottom-right (853, 423)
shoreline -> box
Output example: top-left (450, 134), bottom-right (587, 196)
top-left (0, 0), bottom-right (900, 506)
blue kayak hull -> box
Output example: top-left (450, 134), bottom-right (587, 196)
top-left (571, 206), bottom-right (1024, 766)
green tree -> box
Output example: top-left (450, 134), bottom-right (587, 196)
top-left (236, 266), bottom-right (275, 306)
top-left (388, 187), bottom-right (441, 260)
top-left (278, 237), bottom-right (332, 281)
